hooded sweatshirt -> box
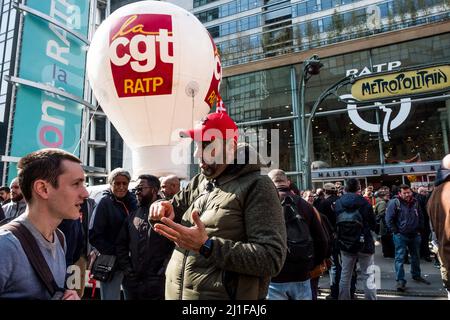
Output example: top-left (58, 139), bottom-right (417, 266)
top-left (163, 143), bottom-right (287, 300)
top-left (334, 192), bottom-right (376, 254)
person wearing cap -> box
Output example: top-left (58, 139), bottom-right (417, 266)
top-left (149, 112), bottom-right (286, 300)
top-left (318, 183), bottom-right (338, 227)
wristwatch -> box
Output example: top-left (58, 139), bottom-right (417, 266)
top-left (199, 238), bottom-right (214, 258)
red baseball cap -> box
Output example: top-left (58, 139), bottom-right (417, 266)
top-left (180, 113), bottom-right (239, 142)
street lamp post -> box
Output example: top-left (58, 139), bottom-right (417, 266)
top-left (299, 55), bottom-right (323, 190)
top-left (302, 74), bottom-right (355, 190)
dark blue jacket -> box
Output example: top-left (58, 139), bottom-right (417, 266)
top-left (89, 189), bottom-right (137, 257)
top-left (386, 197), bottom-right (424, 236)
top-left (58, 218), bottom-right (83, 267)
top-left (334, 192), bottom-right (376, 254)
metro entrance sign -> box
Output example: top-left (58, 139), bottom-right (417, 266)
top-left (351, 63), bottom-right (450, 102)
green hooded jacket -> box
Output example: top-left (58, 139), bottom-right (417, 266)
top-left (164, 145), bottom-right (286, 300)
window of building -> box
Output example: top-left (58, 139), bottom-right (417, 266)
top-left (208, 25), bottom-right (219, 38)
top-left (307, 0), bottom-right (318, 14)
top-left (321, 0), bottom-right (332, 10)
top-left (249, 15), bottom-right (260, 28)
top-left (240, 120), bottom-right (296, 172)
top-left (311, 107), bottom-right (382, 167)
top-left (322, 16), bottom-right (332, 31)
top-left (196, 8), bottom-right (219, 23)
top-left (297, 2), bottom-right (307, 16)
top-left (194, 0), bottom-right (220, 8)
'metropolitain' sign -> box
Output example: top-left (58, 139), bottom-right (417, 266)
top-left (351, 64), bottom-right (450, 102)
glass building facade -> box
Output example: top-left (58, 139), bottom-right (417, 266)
top-left (0, 0), bottom-right (17, 182)
top-left (195, 0), bottom-right (450, 66)
top-left (222, 33), bottom-right (450, 188)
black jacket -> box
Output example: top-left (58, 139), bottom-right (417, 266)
top-left (318, 194), bottom-right (339, 229)
top-left (89, 189), bottom-right (137, 257)
top-left (415, 193), bottom-right (430, 233)
top-left (80, 198), bottom-right (96, 257)
top-left (272, 188), bottom-right (329, 283)
top-left (116, 204), bottom-right (174, 281)
top-left (334, 192), bottom-right (376, 254)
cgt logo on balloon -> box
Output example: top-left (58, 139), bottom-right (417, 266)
top-left (204, 37), bottom-right (222, 108)
top-left (109, 14), bottom-right (174, 97)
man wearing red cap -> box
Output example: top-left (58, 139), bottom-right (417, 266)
top-left (149, 112), bottom-right (287, 300)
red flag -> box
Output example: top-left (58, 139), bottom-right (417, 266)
top-left (216, 94), bottom-right (227, 113)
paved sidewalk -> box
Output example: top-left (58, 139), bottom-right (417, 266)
top-left (318, 242), bottom-right (448, 299)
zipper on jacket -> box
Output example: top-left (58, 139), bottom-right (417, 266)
top-left (178, 181), bottom-right (214, 299)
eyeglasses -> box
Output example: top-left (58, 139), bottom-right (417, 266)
top-left (132, 186), bottom-right (153, 193)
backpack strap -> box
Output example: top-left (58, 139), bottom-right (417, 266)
top-left (1, 221), bottom-right (63, 297)
top-left (394, 198), bottom-right (401, 211)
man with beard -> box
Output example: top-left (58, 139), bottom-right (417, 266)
top-left (0, 186), bottom-right (11, 206)
top-left (386, 184), bottom-right (429, 292)
top-left (149, 112), bottom-right (286, 300)
top-left (116, 174), bottom-right (174, 300)
top-left (2, 178), bottom-right (27, 221)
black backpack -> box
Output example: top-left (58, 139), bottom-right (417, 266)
top-left (281, 195), bottom-right (314, 272)
top-left (336, 207), bottom-right (364, 253)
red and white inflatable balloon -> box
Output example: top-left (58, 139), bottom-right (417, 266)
top-left (87, 0), bottom-right (221, 178)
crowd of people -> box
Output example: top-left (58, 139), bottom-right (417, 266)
top-left (0, 112), bottom-right (450, 301)
top-left (289, 179), bottom-right (436, 297)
